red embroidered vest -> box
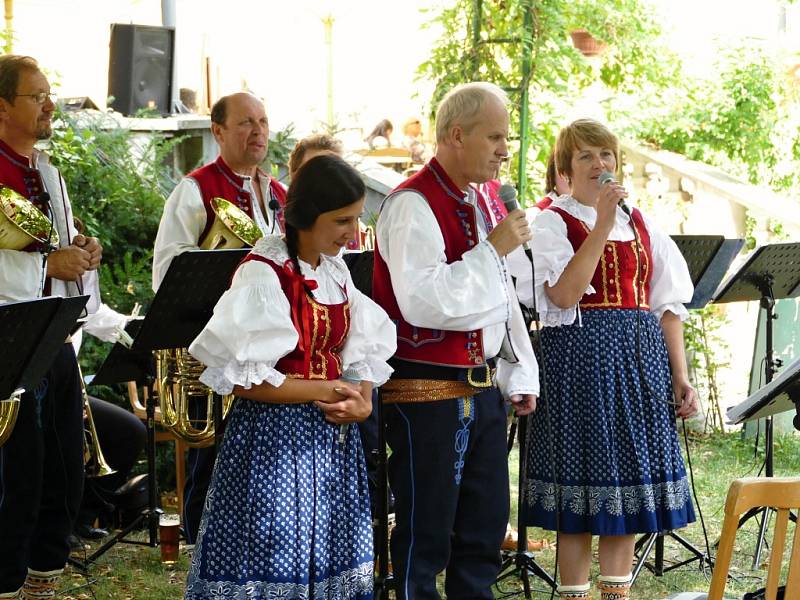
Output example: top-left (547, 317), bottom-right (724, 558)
top-left (240, 254), bottom-right (350, 380)
top-left (0, 139), bottom-right (52, 252)
top-left (189, 156), bottom-right (287, 245)
top-left (548, 206), bottom-right (653, 310)
top-left (372, 158), bottom-right (508, 367)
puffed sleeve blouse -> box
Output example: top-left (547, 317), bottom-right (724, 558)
top-left (516, 196), bottom-right (693, 328)
top-left (189, 235), bottom-right (397, 395)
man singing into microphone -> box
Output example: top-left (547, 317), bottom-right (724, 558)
top-left (152, 91), bottom-right (285, 545)
top-left (373, 81), bottom-right (539, 599)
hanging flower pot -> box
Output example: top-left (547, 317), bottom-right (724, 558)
top-left (569, 29), bottom-right (607, 57)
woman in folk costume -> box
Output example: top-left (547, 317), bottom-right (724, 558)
top-left (184, 154), bottom-right (396, 600)
top-left (518, 119), bottom-right (698, 600)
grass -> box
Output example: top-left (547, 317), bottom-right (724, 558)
top-left (58, 429), bottom-right (800, 599)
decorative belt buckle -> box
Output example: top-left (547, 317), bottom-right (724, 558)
top-left (466, 365), bottom-right (492, 388)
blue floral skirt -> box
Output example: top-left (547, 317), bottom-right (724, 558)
top-left (522, 309), bottom-right (696, 535)
top-left (184, 399), bottom-right (373, 599)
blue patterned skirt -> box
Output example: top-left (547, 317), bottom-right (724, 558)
top-left (184, 399), bottom-right (373, 599)
top-left (522, 309), bottom-right (696, 535)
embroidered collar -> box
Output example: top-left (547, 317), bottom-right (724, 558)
top-left (553, 195), bottom-right (632, 227)
top-left (251, 235), bottom-right (349, 287)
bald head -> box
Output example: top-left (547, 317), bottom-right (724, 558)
top-left (211, 92), bottom-right (269, 176)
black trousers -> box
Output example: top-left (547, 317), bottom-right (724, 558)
top-left (385, 385), bottom-right (509, 600)
top-left (0, 344), bottom-right (83, 592)
top-left (78, 396), bottom-right (147, 527)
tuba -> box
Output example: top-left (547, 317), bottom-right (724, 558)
top-left (157, 197), bottom-right (261, 446)
top-left (0, 188), bottom-right (60, 446)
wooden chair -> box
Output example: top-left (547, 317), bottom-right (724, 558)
top-left (707, 477), bottom-right (800, 600)
top-left (127, 381), bottom-right (187, 518)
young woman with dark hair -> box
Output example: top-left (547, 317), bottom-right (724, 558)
top-left (184, 154), bottom-right (396, 600)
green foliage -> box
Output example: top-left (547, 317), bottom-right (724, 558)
top-left (629, 43), bottom-right (799, 193)
top-left (265, 123), bottom-right (296, 179)
top-left (47, 111), bottom-right (178, 377)
top-left (418, 0), bottom-right (679, 197)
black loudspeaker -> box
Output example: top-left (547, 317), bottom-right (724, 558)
top-left (108, 23), bottom-right (174, 116)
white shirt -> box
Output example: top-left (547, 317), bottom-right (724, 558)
top-left (0, 149), bottom-right (99, 311)
top-left (189, 236), bottom-right (397, 395)
top-left (376, 187), bottom-right (539, 398)
top-left (152, 169), bottom-right (282, 291)
top-left (517, 195), bottom-right (693, 327)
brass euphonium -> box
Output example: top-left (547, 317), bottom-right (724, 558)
top-left (0, 187), bottom-right (60, 445)
top-left (157, 197), bottom-right (261, 446)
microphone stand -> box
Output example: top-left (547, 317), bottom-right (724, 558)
top-left (495, 235), bottom-right (556, 597)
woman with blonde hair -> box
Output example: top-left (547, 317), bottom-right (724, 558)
top-left (520, 119), bottom-right (698, 599)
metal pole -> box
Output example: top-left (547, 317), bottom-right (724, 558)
top-left (322, 14), bottom-right (335, 131)
top-left (162, 0), bottom-right (179, 113)
top-left (516, 0), bottom-right (534, 205)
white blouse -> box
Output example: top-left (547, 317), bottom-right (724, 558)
top-left (189, 235), bottom-right (397, 395)
top-left (516, 195), bottom-right (693, 327)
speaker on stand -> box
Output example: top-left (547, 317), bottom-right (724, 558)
top-left (108, 23), bottom-right (175, 116)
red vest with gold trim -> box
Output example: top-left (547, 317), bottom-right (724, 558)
top-left (548, 206), bottom-right (653, 310)
top-left (372, 158), bottom-right (507, 367)
top-left (189, 156), bottom-right (287, 245)
top-left (240, 254), bottom-right (350, 380)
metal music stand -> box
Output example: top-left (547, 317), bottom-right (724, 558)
top-left (373, 386), bottom-right (394, 599)
top-left (71, 249), bottom-right (247, 568)
top-left (727, 355), bottom-right (800, 427)
top-left (632, 236), bottom-right (744, 583)
top-left (0, 296), bottom-right (89, 421)
top-left (714, 242), bottom-right (800, 568)
top-left (671, 235), bottom-right (746, 310)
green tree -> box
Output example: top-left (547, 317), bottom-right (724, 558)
top-left (418, 0), bottom-right (680, 198)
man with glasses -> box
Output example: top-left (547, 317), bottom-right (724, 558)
top-left (0, 55), bottom-right (103, 600)
top-left (152, 91), bottom-right (286, 545)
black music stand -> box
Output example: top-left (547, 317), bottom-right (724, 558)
top-left (727, 355), bottom-right (800, 428)
top-left (72, 249), bottom-right (247, 568)
top-left (632, 236), bottom-right (745, 583)
top-left (714, 242), bottom-right (800, 568)
top-left (0, 296), bottom-right (89, 414)
top-left (671, 235), bottom-right (745, 310)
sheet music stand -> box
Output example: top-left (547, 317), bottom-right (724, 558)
top-left (73, 249), bottom-right (247, 568)
top-left (714, 241), bottom-right (800, 568)
top-left (727, 356), bottom-right (800, 429)
top-left (0, 296), bottom-right (89, 432)
top-left (671, 235), bottom-right (745, 310)
top-left (631, 237), bottom-right (745, 583)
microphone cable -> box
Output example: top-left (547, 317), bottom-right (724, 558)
top-left (517, 214), bottom-right (561, 600)
top-left (625, 206), bottom-right (713, 576)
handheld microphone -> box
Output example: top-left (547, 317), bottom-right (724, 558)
top-left (598, 171), bottom-right (631, 216)
top-left (337, 368), bottom-right (361, 445)
top-left (497, 184), bottom-right (532, 258)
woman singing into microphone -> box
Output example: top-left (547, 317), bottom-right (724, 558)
top-left (518, 119), bottom-right (698, 600)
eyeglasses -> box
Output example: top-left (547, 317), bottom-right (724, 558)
top-left (14, 91), bottom-right (57, 105)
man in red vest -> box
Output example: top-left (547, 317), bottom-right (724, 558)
top-left (372, 82), bottom-right (539, 598)
top-left (0, 55), bottom-right (102, 600)
top-left (152, 91), bottom-right (286, 544)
